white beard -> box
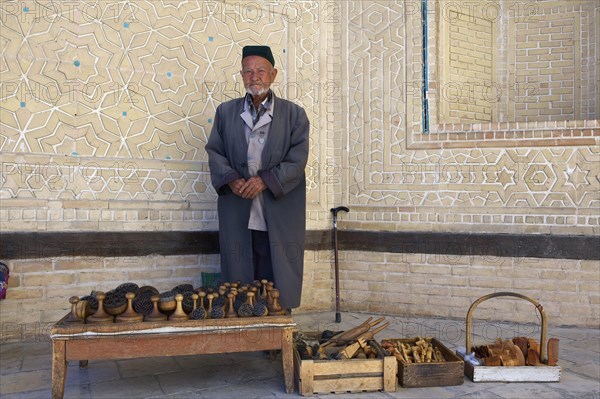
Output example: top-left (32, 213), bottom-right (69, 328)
top-left (246, 86), bottom-right (268, 97)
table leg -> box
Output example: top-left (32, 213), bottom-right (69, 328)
top-left (281, 328), bottom-right (294, 394)
top-left (52, 340), bottom-right (67, 399)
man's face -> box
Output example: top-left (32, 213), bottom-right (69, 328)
top-left (241, 56), bottom-right (278, 97)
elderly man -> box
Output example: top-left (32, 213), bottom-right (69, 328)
top-left (205, 45), bottom-right (310, 310)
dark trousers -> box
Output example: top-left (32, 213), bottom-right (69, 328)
top-left (252, 230), bottom-right (274, 281)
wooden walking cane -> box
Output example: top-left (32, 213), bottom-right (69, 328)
top-left (331, 206), bottom-right (349, 323)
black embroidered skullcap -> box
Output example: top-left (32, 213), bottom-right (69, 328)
top-left (242, 45), bottom-right (275, 67)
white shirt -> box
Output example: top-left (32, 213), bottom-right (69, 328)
top-left (240, 92), bottom-right (274, 231)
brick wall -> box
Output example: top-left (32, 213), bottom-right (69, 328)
top-left (2, 248), bottom-right (598, 342)
top-left (445, 8), bottom-right (494, 122)
top-left (1, 0), bottom-right (598, 341)
top-left (435, 0), bottom-right (598, 124)
top-left (580, 0), bottom-right (598, 119)
top-left (0, 251), bottom-right (334, 342)
top-left (513, 5), bottom-right (577, 121)
top-left (337, 250), bottom-right (599, 327)
top-left (0, 254), bottom-right (219, 341)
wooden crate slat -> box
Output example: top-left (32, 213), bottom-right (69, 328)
top-left (312, 376), bottom-right (383, 394)
top-left (382, 356), bottom-right (397, 392)
top-left (400, 362), bottom-right (463, 387)
top-left (311, 359), bottom-right (383, 375)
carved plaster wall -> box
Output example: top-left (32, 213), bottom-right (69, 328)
top-left (341, 0), bottom-right (599, 235)
top-left (1, 0), bottom-right (334, 231)
top-left (1, 0), bottom-right (598, 236)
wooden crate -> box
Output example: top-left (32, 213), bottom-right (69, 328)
top-left (460, 292), bottom-right (561, 382)
top-left (293, 334), bottom-right (397, 396)
top-left (388, 338), bottom-right (464, 388)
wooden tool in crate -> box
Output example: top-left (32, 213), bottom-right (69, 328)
top-left (318, 317), bottom-right (388, 349)
top-left (457, 292), bottom-right (561, 382)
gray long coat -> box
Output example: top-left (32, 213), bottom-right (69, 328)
top-left (205, 94), bottom-right (309, 308)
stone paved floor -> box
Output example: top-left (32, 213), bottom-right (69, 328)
top-left (1, 311), bottom-right (598, 398)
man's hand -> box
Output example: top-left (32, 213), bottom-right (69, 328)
top-left (228, 178), bottom-right (246, 196)
top-left (238, 176), bottom-right (266, 199)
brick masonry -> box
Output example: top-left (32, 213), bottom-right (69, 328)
top-left (0, 0), bottom-right (598, 339)
top-left (0, 252), bottom-right (333, 342)
top-left (1, 254), bottom-right (219, 341)
top-left (445, 5), bottom-right (495, 122)
top-left (434, 0), bottom-right (598, 124)
top-left (4, 249), bottom-right (595, 342)
top-left (337, 251), bottom-right (599, 327)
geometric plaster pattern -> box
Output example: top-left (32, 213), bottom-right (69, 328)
top-left (0, 1), bottom-right (321, 209)
top-left (1, 0), bottom-right (598, 234)
top-left (344, 1), bottom-right (599, 231)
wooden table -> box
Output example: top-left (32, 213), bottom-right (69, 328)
top-left (50, 314), bottom-right (296, 399)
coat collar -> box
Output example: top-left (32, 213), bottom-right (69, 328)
top-left (234, 92), bottom-right (285, 171)
top-left (240, 92), bottom-right (275, 131)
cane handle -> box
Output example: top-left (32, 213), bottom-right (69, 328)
top-left (331, 206), bottom-right (350, 217)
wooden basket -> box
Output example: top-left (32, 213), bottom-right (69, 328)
top-left (458, 292), bottom-right (561, 382)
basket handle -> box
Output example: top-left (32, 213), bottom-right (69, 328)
top-left (465, 292), bottom-right (547, 362)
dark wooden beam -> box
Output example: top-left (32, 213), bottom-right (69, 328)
top-left (0, 231), bottom-right (219, 260)
top-left (336, 230), bottom-right (600, 261)
top-left (1, 230), bottom-right (597, 260)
